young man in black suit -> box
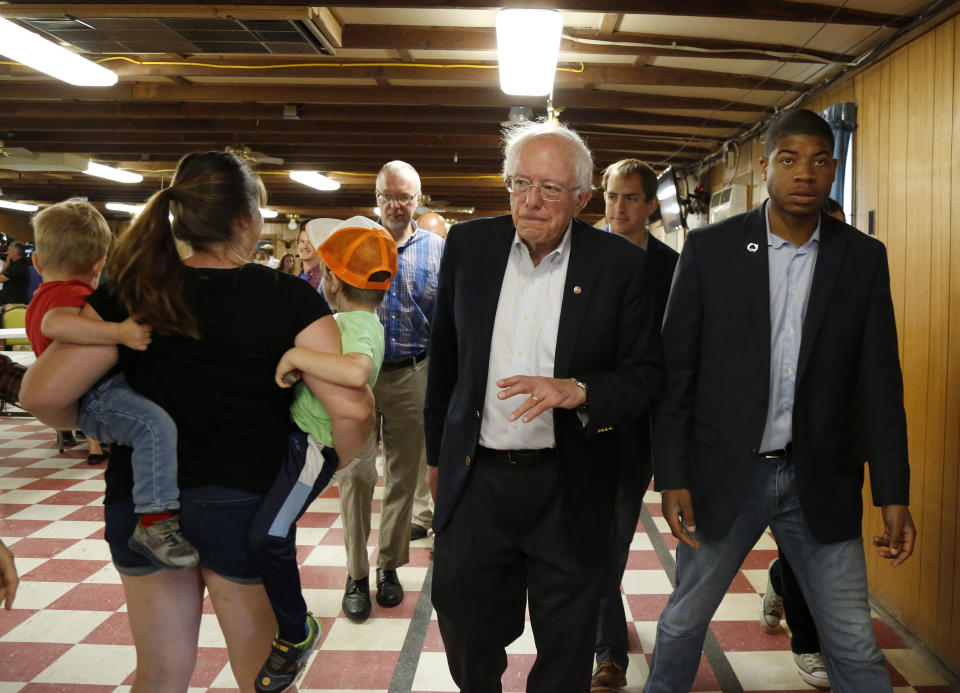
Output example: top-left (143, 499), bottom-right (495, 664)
top-left (644, 109), bottom-right (916, 693)
top-left (592, 159), bottom-right (678, 692)
top-left (425, 121), bottom-right (662, 692)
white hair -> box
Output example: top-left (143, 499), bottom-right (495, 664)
top-left (501, 119), bottom-right (594, 191)
top-left (377, 160), bottom-right (421, 193)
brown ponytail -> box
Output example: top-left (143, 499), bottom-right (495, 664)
top-left (105, 151), bottom-right (263, 339)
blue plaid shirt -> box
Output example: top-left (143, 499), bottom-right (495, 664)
top-left (377, 222), bottom-right (444, 360)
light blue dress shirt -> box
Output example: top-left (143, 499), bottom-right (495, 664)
top-left (759, 205), bottom-right (821, 452)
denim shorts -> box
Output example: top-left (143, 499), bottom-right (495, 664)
top-left (104, 485), bottom-right (264, 584)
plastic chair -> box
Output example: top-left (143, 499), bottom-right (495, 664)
top-left (0, 305), bottom-right (30, 350)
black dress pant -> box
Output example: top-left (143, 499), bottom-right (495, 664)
top-left (432, 449), bottom-right (604, 693)
top-left (594, 453), bottom-right (653, 670)
top-left (770, 551), bottom-right (822, 654)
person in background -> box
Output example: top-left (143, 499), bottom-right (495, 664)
top-left (252, 249), bottom-right (271, 265)
top-left (20, 151), bottom-right (374, 691)
top-left (760, 195), bottom-right (847, 691)
top-left (278, 252), bottom-right (299, 276)
top-left (335, 160), bottom-right (444, 622)
top-left (591, 159), bottom-right (679, 692)
top-left (644, 109), bottom-right (915, 693)
top-left (298, 227), bottom-right (322, 291)
top-left (0, 242), bottom-right (32, 306)
top-left (416, 211), bottom-right (448, 239)
top-left (426, 120), bottom-right (662, 692)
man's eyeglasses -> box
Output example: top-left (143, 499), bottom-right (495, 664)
top-left (505, 177), bottom-right (579, 202)
top-left (376, 191), bottom-right (419, 205)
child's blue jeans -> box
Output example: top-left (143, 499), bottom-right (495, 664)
top-left (78, 371), bottom-right (179, 515)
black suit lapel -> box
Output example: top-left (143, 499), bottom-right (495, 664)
top-left (797, 216), bottom-right (847, 385)
top-left (554, 220), bottom-right (599, 378)
top-left (744, 204), bottom-right (772, 379)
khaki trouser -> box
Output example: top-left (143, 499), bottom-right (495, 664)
top-left (337, 356), bottom-right (428, 579)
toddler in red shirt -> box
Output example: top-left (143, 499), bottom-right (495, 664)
top-left (26, 199), bottom-right (198, 570)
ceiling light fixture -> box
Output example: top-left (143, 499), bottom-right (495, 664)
top-left (289, 171), bottom-right (340, 191)
top-left (0, 200), bottom-right (39, 212)
top-left (496, 9), bottom-right (563, 97)
top-left (85, 162), bottom-right (143, 184)
top-left (0, 18), bottom-right (118, 87)
top-left (260, 208), bottom-right (279, 219)
top-left (105, 202), bottom-right (144, 215)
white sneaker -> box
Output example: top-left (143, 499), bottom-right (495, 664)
top-left (761, 558), bottom-right (784, 632)
top-left (793, 651), bottom-right (831, 689)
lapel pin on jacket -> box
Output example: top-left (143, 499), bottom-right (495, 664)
top-left (573, 285), bottom-right (582, 294)
top-left (747, 242), bottom-right (759, 252)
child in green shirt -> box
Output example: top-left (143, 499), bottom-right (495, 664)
top-left (249, 218), bottom-right (398, 693)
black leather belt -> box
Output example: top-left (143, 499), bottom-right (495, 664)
top-left (756, 443), bottom-right (792, 459)
top-left (477, 446), bottom-right (556, 466)
top-left (381, 350), bottom-right (427, 371)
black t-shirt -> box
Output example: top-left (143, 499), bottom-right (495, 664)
top-left (2, 258), bottom-right (31, 305)
top-left (88, 263), bottom-right (330, 504)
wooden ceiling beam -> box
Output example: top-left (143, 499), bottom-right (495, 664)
top-left (2, 141), bottom-right (704, 163)
top-left (7, 136), bottom-right (706, 161)
top-left (0, 116), bottom-right (732, 140)
top-left (340, 25), bottom-right (855, 64)
top-left (100, 59), bottom-right (806, 91)
top-left (0, 86), bottom-right (771, 113)
top-left (0, 94), bottom-right (766, 119)
top-left (0, 2), bottom-right (908, 26)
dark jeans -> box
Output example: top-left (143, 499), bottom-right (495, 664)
top-left (770, 552), bottom-right (822, 654)
top-left (432, 449), bottom-right (604, 693)
top-left (249, 427), bottom-right (338, 638)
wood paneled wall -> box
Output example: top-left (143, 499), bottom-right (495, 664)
top-left (704, 17), bottom-right (960, 675)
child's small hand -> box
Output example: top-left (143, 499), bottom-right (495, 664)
top-left (118, 318), bottom-right (152, 351)
top-left (275, 349), bottom-right (301, 388)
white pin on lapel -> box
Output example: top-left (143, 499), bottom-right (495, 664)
top-left (747, 242), bottom-right (759, 252)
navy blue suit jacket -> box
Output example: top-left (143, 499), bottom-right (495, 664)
top-left (425, 215), bottom-right (663, 563)
top-left (653, 204), bottom-right (910, 543)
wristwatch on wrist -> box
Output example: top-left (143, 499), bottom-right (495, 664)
top-left (570, 377), bottom-right (587, 399)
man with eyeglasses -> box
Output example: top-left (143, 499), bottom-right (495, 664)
top-left (337, 160), bottom-right (444, 622)
top-left (425, 121), bottom-right (662, 692)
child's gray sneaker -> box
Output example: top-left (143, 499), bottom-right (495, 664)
top-left (128, 516), bottom-right (199, 569)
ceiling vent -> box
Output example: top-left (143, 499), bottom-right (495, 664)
top-left (19, 16), bottom-right (334, 55)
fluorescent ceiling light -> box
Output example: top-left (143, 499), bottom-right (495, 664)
top-left (105, 202), bottom-right (144, 216)
top-left (496, 9), bottom-right (563, 96)
top-left (260, 207), bottom-right (279, 219)
top-left (0, 200), bottom-right (39, 212)
top-left (0, 18), bottom-right (118, 87)
top-left (289, 171), bottom-right (340, 191)
top-left (85, 162), bottom-right (143, 184)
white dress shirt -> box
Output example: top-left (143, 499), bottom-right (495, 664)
top-left (479, 225), bottom-right (572, 450)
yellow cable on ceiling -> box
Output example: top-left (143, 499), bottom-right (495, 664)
top-left (93, 55), bottom-right (584, 73)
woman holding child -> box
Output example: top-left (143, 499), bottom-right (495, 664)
top-left (21, 151), bottom-right (374, 691)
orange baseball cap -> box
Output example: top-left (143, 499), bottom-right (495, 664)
top-left (318, 222), bottom-right (398, 290)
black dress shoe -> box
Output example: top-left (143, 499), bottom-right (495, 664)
top-left (342, 576), bottom-right (371, 622)
top-left (376, 568), bottom-right (404, 607)
top-left (410, 523), bottom-right (428, 541)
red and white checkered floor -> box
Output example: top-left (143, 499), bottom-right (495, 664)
top-left (0, 416), bottom-right (955, 692)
